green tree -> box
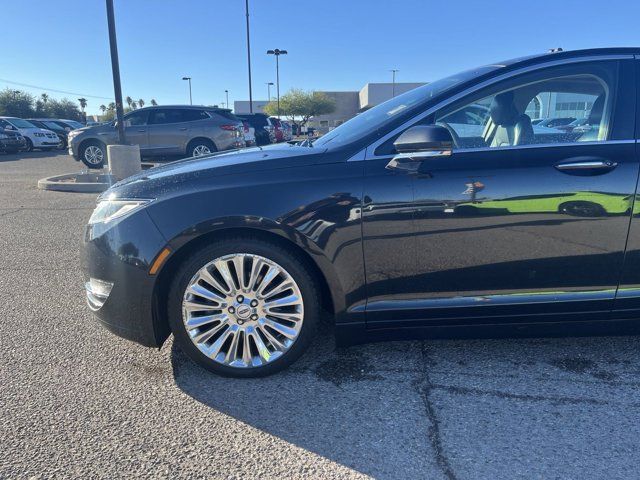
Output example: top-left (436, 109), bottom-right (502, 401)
top-left (0, 89), bottom-right (35, 117)
top-left (41, 93), bottom-right (49, 104)
top-left (125, 96), bottom-right (133, 109)
top-left (99, 104), bottom-right (106, 114)
top-left (46, 99), bottom-right (83, 121)
top-left (138, 99), bottom-right (145, 108)
top-left (77, 98), bottom-right (87, 112)
top-left (150, 98), bottom-right (158, 106)
top-left (131, 101), bottom-right (138, 110)
top-left (263, 89), bottom-right (335, 129)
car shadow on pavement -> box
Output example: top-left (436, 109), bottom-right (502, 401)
top-left (170, 320), bottom-right (436, 478)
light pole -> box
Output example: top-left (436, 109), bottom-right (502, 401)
top-left (182, 77), bottom-right (192, 105)
top-left (266, 82), bottom-right (274, 101)
top-left (390, 69), bottom-right (399, 98)
top-left (245, 0), bottom-right (253, 113)
top-left (225, 90), bottom-right (229, 110)
top-left (105, 0), bottom-right (125, 144)
top-left (267, 49), bottom-right (287, 117)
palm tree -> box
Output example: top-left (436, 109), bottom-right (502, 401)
top-left (41, 93), bottom-right (49, 104)
top-left (125, 96), bottom-right (133, 108)
top-left (131, 101), bottom-right (138, 110)
top-left (138, 99), bottom-right (145, 108)
top-left (108, 102), bottom-right (116, 111)
top-left (150, 99), bottom-right (158, 106)
top-left (99, 105), bottom-right (107, 118)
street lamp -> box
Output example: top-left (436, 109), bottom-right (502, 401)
top-left (225, 89), bottom-right (229, 110)
top-left (266, 82), bottom-right (274, 101)
top-left (390, 69), bottom-right (399, 98)
top-left (266, 49), bottom-right (287, 116)
top-left (182, 76), bottom-right (192, 105)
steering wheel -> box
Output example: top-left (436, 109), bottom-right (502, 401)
top-left (436, 121), bottom-right (461, 149)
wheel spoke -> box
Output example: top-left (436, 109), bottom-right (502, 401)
top-left (262, 280), bottom-right (294, 300)
top-left (183, 300), bottom-right (219, 313)
top-left (214, 260), bottom-right (235, 294)
top-left (187, 283), bottom-right (224, 304)
top-left (261, 318), bottom-right (298, 339)
top-left (205, 325), bottom-right (233, 360)
top-left (199, 267), bottom-right (232, 295)
top-left (185, 313), bottom-right (227, 331)
top-left (232, 255), bottom-right (246, 290)
top-left (191, 318), bottom-right (229, 344)
top-left (264, 293), bottom-right (301, 309)
top-left (256, 265), bottom-right (279, 297)
top-left (258, 324), bottom-right (286, 350)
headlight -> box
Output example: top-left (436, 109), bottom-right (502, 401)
top-left (88, 199), bottom-right (152, 225)
top-left (68, 130), bottom-right (82, 139)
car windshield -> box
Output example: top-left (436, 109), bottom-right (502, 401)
top-left (44, 121), bottom-right (62, 130)
top-left (7, 118), bottom-right (37, 129)
top-left (312, 64), bottom-right (502, 149)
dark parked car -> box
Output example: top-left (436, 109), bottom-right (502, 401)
top-left (236, 113), bottom-right (275, 146)
top-left (83, 48), bottom-right (640, 377)
top-left (27, 119), bottom-right (69, 149)
top-left (68, 105), bottom-right (245, 168)
top-left (0, 128), bottom-right (25, 153)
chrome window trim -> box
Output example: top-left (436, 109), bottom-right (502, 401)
top-left (362, 139), bottom-right (635, 161)
top-left (354, 54), bottom-right (633, 161)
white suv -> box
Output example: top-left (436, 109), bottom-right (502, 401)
top-left (0, 117), bottom-right (60, 151)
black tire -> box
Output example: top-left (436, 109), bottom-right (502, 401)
top-left (24, 138), bottom-right (33, 152)
top-left (187, 138), bottom-right (216, 157)
top-left (168, 237), bottom-right (320, 378)
top-left (79, 140), bottom-right (106, 169)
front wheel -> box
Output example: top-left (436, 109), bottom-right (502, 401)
top-left (168, 238), bottom-right (320, 377)
top-left (24, 138), bottom-right (33, 152)
top-left (80, 140), bottom-right (106, 169)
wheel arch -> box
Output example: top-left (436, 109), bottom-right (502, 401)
top-left (151, 225), bottom-right (342, 346)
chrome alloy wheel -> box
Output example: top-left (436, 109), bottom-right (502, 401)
top-left (84, 145), bottom-right (104, 165)
top-left (182, 253), bottom-right (304, 368)
top-left (192, 144), bottom-right (211, 156)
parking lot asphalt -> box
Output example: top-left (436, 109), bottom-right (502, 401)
top-left (2, 151), bottom-right (640, 479)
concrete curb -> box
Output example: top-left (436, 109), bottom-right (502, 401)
top-left (37, 172), bottom-right (116, 193)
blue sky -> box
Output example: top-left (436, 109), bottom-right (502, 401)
top-left (1, 0), bottom-right (639, 115)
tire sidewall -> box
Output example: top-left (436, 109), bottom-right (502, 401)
top-left (168, 238), bottom-right (320, 378)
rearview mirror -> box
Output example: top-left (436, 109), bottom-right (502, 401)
top-left (387, 125), bottom-right (453, 171)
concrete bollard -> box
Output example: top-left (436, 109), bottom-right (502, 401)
top-left (107, 144), bottom-right (141, 181)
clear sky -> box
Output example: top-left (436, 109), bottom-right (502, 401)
top-left (1, 0), bottom-right (639, 115)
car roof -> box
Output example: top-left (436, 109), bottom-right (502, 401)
top-left (132, 105), bottom-right (228, 111)
top-left (489, 47), bottom-right (640, 72)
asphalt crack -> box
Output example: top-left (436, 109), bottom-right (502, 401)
top-left (417, 342), bottom-right (458, 480)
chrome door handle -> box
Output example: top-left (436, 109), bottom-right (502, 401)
top-left (137, 129), bottom-right (146, 133)
top-left (179, 127), bottom-right (188, 131)
top-left (555, 158), bottom-right (617, 175)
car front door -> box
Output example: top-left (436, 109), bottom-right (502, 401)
top-left (123, 110), bottom-right (150, 153)
top-left (147, 108), bottom-right (191, 155)
top-left (364, 57), bottom-right (638, 329)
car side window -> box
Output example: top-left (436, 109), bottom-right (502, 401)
top-left (124, 111), bottom-right (148, 127)
top-left (149, 109), bottom-right (185, 125)
top-left (434, 62), bottom-right (618, 150)
top-left (181, 110), bottom-right (209, 122)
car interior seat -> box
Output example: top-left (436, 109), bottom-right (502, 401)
top-left (482, 91), bottom-right (534, 147)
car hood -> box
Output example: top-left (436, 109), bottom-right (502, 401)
top-left (101, 143), bottom-right (331, 200)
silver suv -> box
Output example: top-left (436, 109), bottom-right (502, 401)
top-left (68, 105), bottom-right (245, 168)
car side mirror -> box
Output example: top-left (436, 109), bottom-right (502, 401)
top-left (387, 125), bottom-right (453, 171)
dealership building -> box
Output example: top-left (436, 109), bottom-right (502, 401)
top-left (234, 82), bottom-right (426, 133)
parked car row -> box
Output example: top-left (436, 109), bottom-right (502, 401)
top-left (67, 106), bottom-right (293, 169)
top-left (0, 116), bottom-right (68, 153)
